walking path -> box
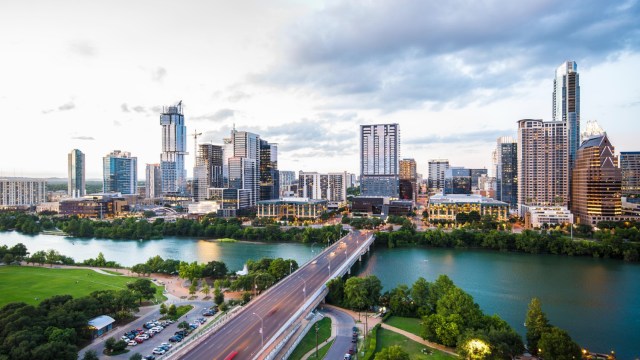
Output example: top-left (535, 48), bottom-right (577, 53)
top-left (379, 323), bottom-right (458, 357)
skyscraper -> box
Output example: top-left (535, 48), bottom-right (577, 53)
top-left (145, 164), bottom-right (161, 199)
top-left (193, 144), bottom-right (223, 202)
top-left (572, 134), bottom-right (621, 226)
top-left (493, 137), bottom-right (517, 208)
top-left (428, 159), bottom-right (449, 193)
top-left (259, 140), bottom-right (279, 201)
top-left (298, 171), bottom-right (348, 203)
top-left (160, 101), bottom-right (187, 196)
top-left (621, 152), bottom-right (640, 198)
top-left (68, 149), bottom-right (85, 198)
top-left (553, 61), bottom-right (580, 171)
top-left (399, 158), bottom-right (417, 202)
top-left (103, 150), bottom-right (137, 195)
top-left (225, 129), bottom-right (261, 207)
top-left (517, 119), bottom-right (568, 214)
top-left (360, 123), bottom-right (399, 197)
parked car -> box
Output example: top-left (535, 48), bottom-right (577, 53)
top-left (143, 356), bottom-right (156, 360)
top-left (127, 340), bottom-right (138, 346)
top-left (160, 342), bottom-right (172, 349)
top-left (152, 348), bottom-right (166, 355)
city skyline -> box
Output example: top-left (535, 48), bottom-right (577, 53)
top-left (1, 0), bottom-right (639, 179)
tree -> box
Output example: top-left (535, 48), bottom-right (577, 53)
top-left (127, 279), bottom-right (156, 304)
top-left (189, 281), bottom-right (198, 296)
top-left (159, 303), bottom-right (167, 315)
top-left (30, 250), bottom-right (47, 266)
top-left (326, 277), bottom-right (344, 305)
top-left (524, 298), bottom-right (549, 355)
top-left (104, 337), bottom-right (116, 353)
top-left (375, 345), bottom-right (410, 360)
top-left (201, 260), bottom-right (228, 278)
top-left (82, 350), bottom-right (99, 360)
top-left (201, 281), bottom-right (210, 298)
top-left (178, 321), bottom-right (190, 330)
top-left (214, 288), bottom-right (225, 306)
top-left (538, 327), bottom-right (582, 360)
top-left (179, 261), bottom-right (203, 281)
top-left (129, 353), bottom-right (143, 360)
top-left (45, 249), bottom-right (61, 267)
top-left (427, 275), bottom-right (455, 313)
top-left (344, 277), bottom-right (368, 313)
top-left (242, 292), bottom-right (251, 304)
top-left (112, 339), bottom-right (127, 352)
top-left (168, 304), bottom-right (177, 316)
top-left (436, 287), bottom-right (483, 328)
top-left (388, 284), bottom-right (415, 317)
top-left (411, 277), bottom-right (431, 316)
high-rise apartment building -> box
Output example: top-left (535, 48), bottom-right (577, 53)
top-left (553, 61), bottom-right (580, 171)
top-left (193, 143), bottom-right (223, 202)
top-left (225, 129), bottom-right (260, 207)
top-left (360, 123), bottom-right (399, 197)
top-left (298, 171), bottom-right (348, 203)
top-left (493, 137), bottom-right (517, 208)
top-left (103, 150), bottom-right (137, 195)
top-left (0, 178), bottom-right (47, 207)
top-left (68, 149), bottom-right (85, 198)
top-left (145, 164), bottom-right (161, 199)
top-left (399, 158), bottom-right (417, 202)
top-left (517, 119), bottom-right (568, 214)
top-left (160, 101), bottom-right (187, 196)
top-left (621, 152), bottom-right (640, 198)
top-left (428, 159), bottom-right (449, 192)
top-left (572, 134), bottom-right (621, 225)
top-left (259, 140), bottom-right (279, 201)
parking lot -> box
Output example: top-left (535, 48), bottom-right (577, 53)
top-left (78, 301), bottom-right (215, 359)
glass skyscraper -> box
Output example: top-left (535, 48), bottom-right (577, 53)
top-left (160, 101), bottom-right (187, 196)
top-left (103, 150), bottom-right (137, 195)
top-left (493, 137), bottom-right (517, 208)
top-left (68, 149), bottom-right (85, 197)
top-left (553, 61), bottom-right (580, 170)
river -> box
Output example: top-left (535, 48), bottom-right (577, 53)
top-left (1, 231), bottom-right (638, 358)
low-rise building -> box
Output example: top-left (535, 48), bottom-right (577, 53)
top-left (428, 194), bottom-right (509, 222)
top-left (256, 197), bottom-right (327, 219)
top-left (36, 202), bottom-right (60, 214)
top-left (59, 193), bottom-right (128, 218)
top-left (0, 177), bottom-right (47, 209)
top-left (523, 206), bottom-right (574, 229)
top-left (351, 196), bottom-right (412, 217)
top-left (88, 315), bottom-right (116, 339)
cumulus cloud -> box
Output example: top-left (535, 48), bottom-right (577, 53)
top-left (71, 136), bottom-right (95, 140)
top-left (152, 67), bottom-right (167, 82)
top-left (69, 40), bottom-right (96, 57)
top-left (192, 109), bottom-right (236, 122)
top-left (257, 0), bottom-right (640, 111)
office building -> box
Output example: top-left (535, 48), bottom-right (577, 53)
top-left (279, 170), bottom-right (297, 197)
top-left (59, 193), bottom-right (128, 219)
top-left (523, 206), bottom-right (574, 229)
top-left (145, 164), bottom-right (161, 199)
top-left (572, 134), bottom-right (622, 226)
top-left (68, 149), bottom-right (85, 198)
top-left (443, 167), bottom-right (487, 195)
top-left (517, 119), bottom-right (568, 214)
top-left (493, 137), bottom-right (518, 208)
top-left (103, 150), bottom-right (137, 195)
top-left (207, 188), bottom-right (252, 216)
top-left (621, 152), bottom-right (640, 198)
top-left (428, 159), bottom-right (449, 192)
top-left (351, 197), bottom-right (412, 217)
top-left (160, 101), bottom-right (187, 196)
top-left (193, 143), bottom-right (223, 202)
top-left (224, 129), bottom-right (261, 207)
top-left (0, 177), bottom-right (47, 208)
top-left (259, 140), bottom-right (279, 201)
top-left (256, 197), bottom-right (328, 220)
top-left (360, 123), bottom-right (400, 197)
top-left (553, 61), bottom-right (580, 170)
top-left (298, 171), bottom-right (348, 206)
top-left (428, 194), bottom-right (509, 223)
top-left (399, 158), bottom-right (417, 202)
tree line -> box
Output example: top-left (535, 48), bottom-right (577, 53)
top-left (374, 227), bottom-right (640, 262)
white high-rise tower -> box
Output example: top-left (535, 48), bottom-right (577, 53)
top-left (160, 101), bottom-right (187, 196)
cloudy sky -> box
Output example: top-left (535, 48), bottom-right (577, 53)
top-left (1, 0), bottom-right (639, 180)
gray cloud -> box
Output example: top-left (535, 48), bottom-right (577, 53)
top-left (121, 103), bottom-right (130, 112)
top-left (192, 109), bottom-right (236, 122)
top-left (42, 101), bottom-right (76, 114)
top-left (71, 136), bottom-right (95, 141)
top-left (132, 106), bottom-right (146, 113)
top-left (152, 67), bottom-right (167, 82)
top-left (69, 40), bottom-right (96, 57)
top-left (113, 120), bottom-right (122, 127)
top-left (405, 129), bottom-right (513, 146)
top-left (258, 0), bottom-right (640, 111)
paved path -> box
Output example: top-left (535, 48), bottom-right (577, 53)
top-left (379, 323), bottom-right (458, 357)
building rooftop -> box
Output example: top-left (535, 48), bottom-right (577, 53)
top-left (257, 197), bottom-right (327, 205)
top-left (88, 315), bottom-right (115, 329)
top-left (429, 194), bottom-right (507, 206)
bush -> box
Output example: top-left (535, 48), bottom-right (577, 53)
top-left (362, 324), bottom-right (381, 360)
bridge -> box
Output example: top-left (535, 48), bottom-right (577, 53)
top-left (170, 230), bottom-right (375, 360)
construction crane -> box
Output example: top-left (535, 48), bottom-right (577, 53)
top-left (191, 129), bottom-right (202, 161)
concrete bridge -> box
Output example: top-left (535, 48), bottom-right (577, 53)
top-left (169, 230), bottom-right (375, 360)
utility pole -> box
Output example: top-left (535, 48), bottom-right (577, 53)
top-left (315, 322), bottom-right (319, 359)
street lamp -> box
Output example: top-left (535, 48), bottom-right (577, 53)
top-left (252, 312), bottom-right (264, 349)
top-left (297, 275), bottom-right (307, 301)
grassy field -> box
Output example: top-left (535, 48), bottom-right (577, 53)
top-left (385, 316), bottom-right (423, 336)
top-left (288, 317), bottom-right (332, 360)
top-left (0, 265), bottom-right (165, 307)
top-left (375, 328), bottom-right (455, 360)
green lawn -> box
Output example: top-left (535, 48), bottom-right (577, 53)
top-left (288, 317), bottom-right (332, 360)
top-left (375, 328), bottom-right (455, 360)
top-left (0, 265), bottom-right (165, 307)
top-left (313, 339), bottom-right (334, 359)
top-left (385, 316), bottom-right (423, 337)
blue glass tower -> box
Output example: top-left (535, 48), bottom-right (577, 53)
top-left (160, 101), bottom-right (187, 196)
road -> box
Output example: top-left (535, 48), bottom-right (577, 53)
top-left (179, 230), bottom-right (372, 360)
top-left (321, 306), bottom-right (356, 360)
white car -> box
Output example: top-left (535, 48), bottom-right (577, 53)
top-left (152, 348), bottom-right (166, 355)
top-left (160, 342), bottom-right (172, 348)
top-left (127, 340), bottom-right (137, 346)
